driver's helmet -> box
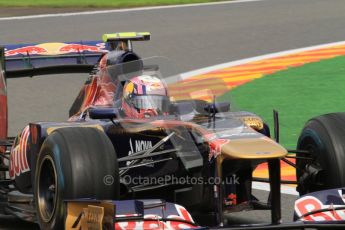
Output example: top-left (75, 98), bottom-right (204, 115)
top-left (122, 75), bottom-right (170, 118)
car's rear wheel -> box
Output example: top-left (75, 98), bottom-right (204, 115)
top-left (296, 113), bottom-right (345, 195)
top-left (34, 127), bottom-right (119, 230)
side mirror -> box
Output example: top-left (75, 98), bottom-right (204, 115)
top-left (204, 102), bottom-right (230, 113)
top-left (89, 107), bottom-right (118, 120)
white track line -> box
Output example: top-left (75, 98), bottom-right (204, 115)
top-left (253, 182), bottom-right (299, 196)
top-left (0, 0), bottom-right (264, 21)
top-left (181, 40), bottom-right (345, 79)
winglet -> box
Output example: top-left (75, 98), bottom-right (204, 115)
top-left (102, 32), bottom-right (151, 42)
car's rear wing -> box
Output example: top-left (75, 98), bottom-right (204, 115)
top-left (0, 32), bottom-right (151, 79)
top-left (0, 41), bottom-right (107, 78)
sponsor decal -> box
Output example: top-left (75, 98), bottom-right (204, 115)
top-left (241, 116), bottom-right (264, 130)
top-left (295, 195), bottom-right (345, 221)
top-left (5, 46), bottom-right (47, 56)
top-left (58, 44), bottom-right (101, 53)
top-left (5, 42), bottom-right (106, 57)
top-left (224, 193), bottom-right (237, 206)
top-left (115, 204), bottom-right (196, 229)
top-left (9, 126), bottom-right (30, 179)
top-left (127, 138), bottom-right (153, 166)
top-left (208, 139), bottom-right (229, 161)
top-left (255, 151), bottom-right (271, 155)
top-left (130, 139), bottom-right (153, 154)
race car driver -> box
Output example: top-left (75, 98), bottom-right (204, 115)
top-left (121, 75), bottom-right (170, 119)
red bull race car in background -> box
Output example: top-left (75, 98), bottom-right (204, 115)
top-left (0, 32), bottom-right (345, 229)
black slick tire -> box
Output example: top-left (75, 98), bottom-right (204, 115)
top-left (296, 113), bottom-right (345, 195)
top-left (34, 127), bottom-right (119, 229)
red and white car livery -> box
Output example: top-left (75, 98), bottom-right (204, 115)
top-left (294, 188), bottom-right (345, 222)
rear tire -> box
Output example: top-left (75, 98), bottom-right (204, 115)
top-left (296, 113), bottom-right (345, 195)
top-left (34, 127), bottom-right (119, 230)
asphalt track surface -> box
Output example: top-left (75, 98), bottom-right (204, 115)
top-left (1, 0), bottom-right (345, 228)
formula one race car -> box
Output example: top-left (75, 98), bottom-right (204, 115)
top-left (0, 32), bottom-right (345, 230)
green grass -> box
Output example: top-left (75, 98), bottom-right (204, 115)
top-left (0, 0), bottom-right (227, 8)
top-left (219, 55), bottom-right (345, 149)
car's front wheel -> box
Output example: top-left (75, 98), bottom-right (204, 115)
top-left (296, 113), bottom-right (345, 195)
top-left (34, 127), bottom-right (119, 230)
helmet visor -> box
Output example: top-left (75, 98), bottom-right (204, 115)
top-left (128, 95), bottom-right (170, 112)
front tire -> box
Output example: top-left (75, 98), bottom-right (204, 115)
top-left (296, 113), bottom-right (345, 195)
top-left (34, 127), bottom-right (119, 230)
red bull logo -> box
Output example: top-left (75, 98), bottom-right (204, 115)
top-left (9, 125), bottom-right (30, 179)
top-left (208, 139), bottom-right (230, 161)
top-left (5, 42), bottom-right (106, 57)
top-left (59, 44), bottom-right (101, 53)
top-left (5, 46), bottom-right (47, 56)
